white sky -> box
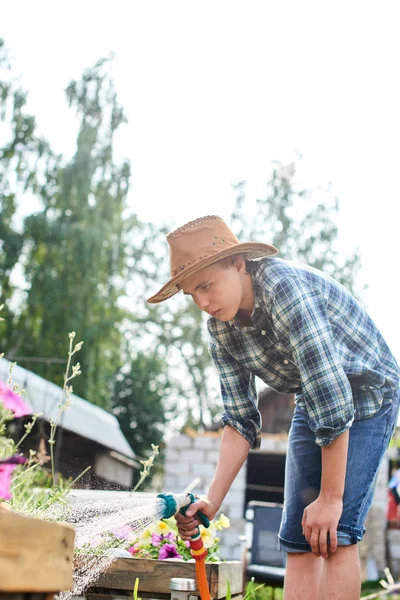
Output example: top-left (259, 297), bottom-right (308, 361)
top-left (2, 1), bottom-right (400, 364)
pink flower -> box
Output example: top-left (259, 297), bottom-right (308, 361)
top-left (158, 543), bottom-right (183, 560)
top-left (184, 540), bottom-right (190, 548)
top-left (163, 531), bottom-right (176, 542)
top-left (0, 455), bottom-right (26, 500)
top-left (151, 533), bottom-right (163, 546)
top-left (0, 382), bottom-right (31, 418)
top-left (128, 543), bottom-right (140, 556)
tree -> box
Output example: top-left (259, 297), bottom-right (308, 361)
top-left (112, 351), bottom-right (173, 460)
top-left (231, 159), bottom-right (363, 296)
top-left (0, 38), bottom-right (58, 352)
top-left (154, 299), bottom-right (220, 430)
top-left (6, 57), bottom-right (135, 408)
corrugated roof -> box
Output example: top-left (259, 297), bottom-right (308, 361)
top-left (0, 358), bottom-right (134, 459)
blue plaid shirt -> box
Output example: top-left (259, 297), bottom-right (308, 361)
top-left (208, 258), bottom-right (400, 449)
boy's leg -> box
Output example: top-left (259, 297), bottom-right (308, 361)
top-left (319, 545), bottom-right (360, 600)
top-left (284, 545), bottom-right (360, 600)
top-left (283, 552), bottom-right (324, 600)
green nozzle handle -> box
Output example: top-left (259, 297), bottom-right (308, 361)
top-left (180, 492), bottom-right (210, 529)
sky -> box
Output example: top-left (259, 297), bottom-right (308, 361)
top-left (1, 0), bottom-right (400, 364)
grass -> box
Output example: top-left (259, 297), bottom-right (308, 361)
top-left (244, 580), bottom-right (283, 600)
top-left (244, 579), bottom-right (392, 599)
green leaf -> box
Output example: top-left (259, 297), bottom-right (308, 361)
top-left (226, 579), bottom-right (231, 600)
top-left (133, 578), bottom-right (141, 600)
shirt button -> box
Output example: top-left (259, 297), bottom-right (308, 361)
top-left (283, 360), bottom-right (289, 365)
top-left (261, 330), bottom-right (266, 335)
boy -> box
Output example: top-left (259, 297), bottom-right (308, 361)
top-left (147, 215), bottom-right (400, 600)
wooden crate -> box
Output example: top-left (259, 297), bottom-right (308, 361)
top-left (0, 511), bottom-right (75, 594)
top-left (84, 557), bottom-right (243, 600)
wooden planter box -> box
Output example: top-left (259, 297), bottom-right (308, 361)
top-left (84, 557), bottom-right (243, 600)
top-left (0, 510), bottom-right (74, 598)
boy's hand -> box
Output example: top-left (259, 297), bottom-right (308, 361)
top-left (175, 497), bottom-right (217, 540)
top-left (301, 495), bottom-right (343, 558)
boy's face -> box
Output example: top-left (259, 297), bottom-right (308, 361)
top-left (180, 258), bottom-right (251, 321)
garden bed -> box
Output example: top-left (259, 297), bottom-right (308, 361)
top-left (81, 557), bottom-right (243, 600)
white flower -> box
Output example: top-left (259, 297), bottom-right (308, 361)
top-left (138, 529), bottom-right (152, 545)
top-left (200, 527), bottom-right (216, 549)
top-left (215, 513), bottom-right (230, 530)
top-left (153, 520), bottom-right (172, 536)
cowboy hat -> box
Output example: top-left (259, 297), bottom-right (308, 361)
top-left (147, 215), bottom-right (278, 304)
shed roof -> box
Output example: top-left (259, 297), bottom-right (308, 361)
top-left (0, 358), bottom-right (134, 459)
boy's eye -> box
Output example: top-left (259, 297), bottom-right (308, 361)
top-left (201, 284), bottom-right (211, 291)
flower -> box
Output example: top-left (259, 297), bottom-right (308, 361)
top-left (158, 543), bottom-right (183, 560)
top-left (138, 529), bottom-right (152, 545)
top-left (200, 527), bottom-right (216, 549)
top-left (91, 511), bottom-right (230, 562)
top-left (215, 513), bottom-right (230, 530)
top-left (151, 533), bottom-right (163, 547)
top-left (0, 382), bottom-right (31, 418)
top-left (0, 454), bottom-right (26, 500)
top-left (128, 543), bottom-right (140, 556)
top-left (153, 520), bottom-right (172, 536)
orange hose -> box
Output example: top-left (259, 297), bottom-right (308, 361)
top-left (189, 532), bottom-right (211, 600)
top-left (195, 558), bottom-right (211, 600)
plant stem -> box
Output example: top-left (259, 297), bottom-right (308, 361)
top-left (50, 334), bottom-right (75, 487)
top-left (67, 465), bottom-right (91, 489)
top-left (14, 415), bottom-right (39, 451)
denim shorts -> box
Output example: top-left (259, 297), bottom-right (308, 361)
top-left (279, 387), bottom-right (400, 553)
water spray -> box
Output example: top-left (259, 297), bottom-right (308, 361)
top-left (157, 492), bottom-right (211, 600)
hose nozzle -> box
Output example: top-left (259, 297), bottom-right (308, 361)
top-left (156, 492), bottom-right (210, 528)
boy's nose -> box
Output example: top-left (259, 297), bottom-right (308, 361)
top-left (196, 296), bottom-right (211, 311)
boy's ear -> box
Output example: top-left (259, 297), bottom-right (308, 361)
top-left (235, 254), bottom-right (246, 272)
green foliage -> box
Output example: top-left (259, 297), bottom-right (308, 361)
top-left (226, 579), bottom-right (231, 600)
top-left (17, 58), bottom-right (133, 408)
top-left (112, 352), bottom-right (171, 460)
top-left (133, 578), bottom-right (141, 600)
top-left (231, 160), bottom-right (363, 297)
top-left (0, 326), bottom-right (87, 514)
top-left (153, 299), bottom-right (220, 429)
top-left (0, 38), bottom-right (58, 352)
top-left (0, 39), bottom-right (171, 452)
top-left (244, 579), bottom-right (283, 600)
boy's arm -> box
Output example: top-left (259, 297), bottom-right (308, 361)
top-left (175, 425), bottom-right (250, 539)
top-left (302, 429), bottom-right (349, 558)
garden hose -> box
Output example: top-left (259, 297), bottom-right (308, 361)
top-left (156, 492), bottom-right (211, 600)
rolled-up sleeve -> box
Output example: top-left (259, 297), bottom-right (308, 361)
top-left (208, 328), bottom-right (262, 450)
top-left (271, 278), bottom-right (355, 446)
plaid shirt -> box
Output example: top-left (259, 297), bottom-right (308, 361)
top-left (208, 258), bottom-right (400, 449)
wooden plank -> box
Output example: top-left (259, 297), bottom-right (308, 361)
top-left (87, 558), bottom-right (243, 598)
top-left (210, 562), bottom-right (243, 599)
top-left (92, 558), bottom-right (200, 595)
top-left (0, 511), bottom-right (74, 592)
top-left (85, 593), bottom-right (242, 600)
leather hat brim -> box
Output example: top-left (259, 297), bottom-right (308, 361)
top-left (147, 242), bottom-right (278, 304)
